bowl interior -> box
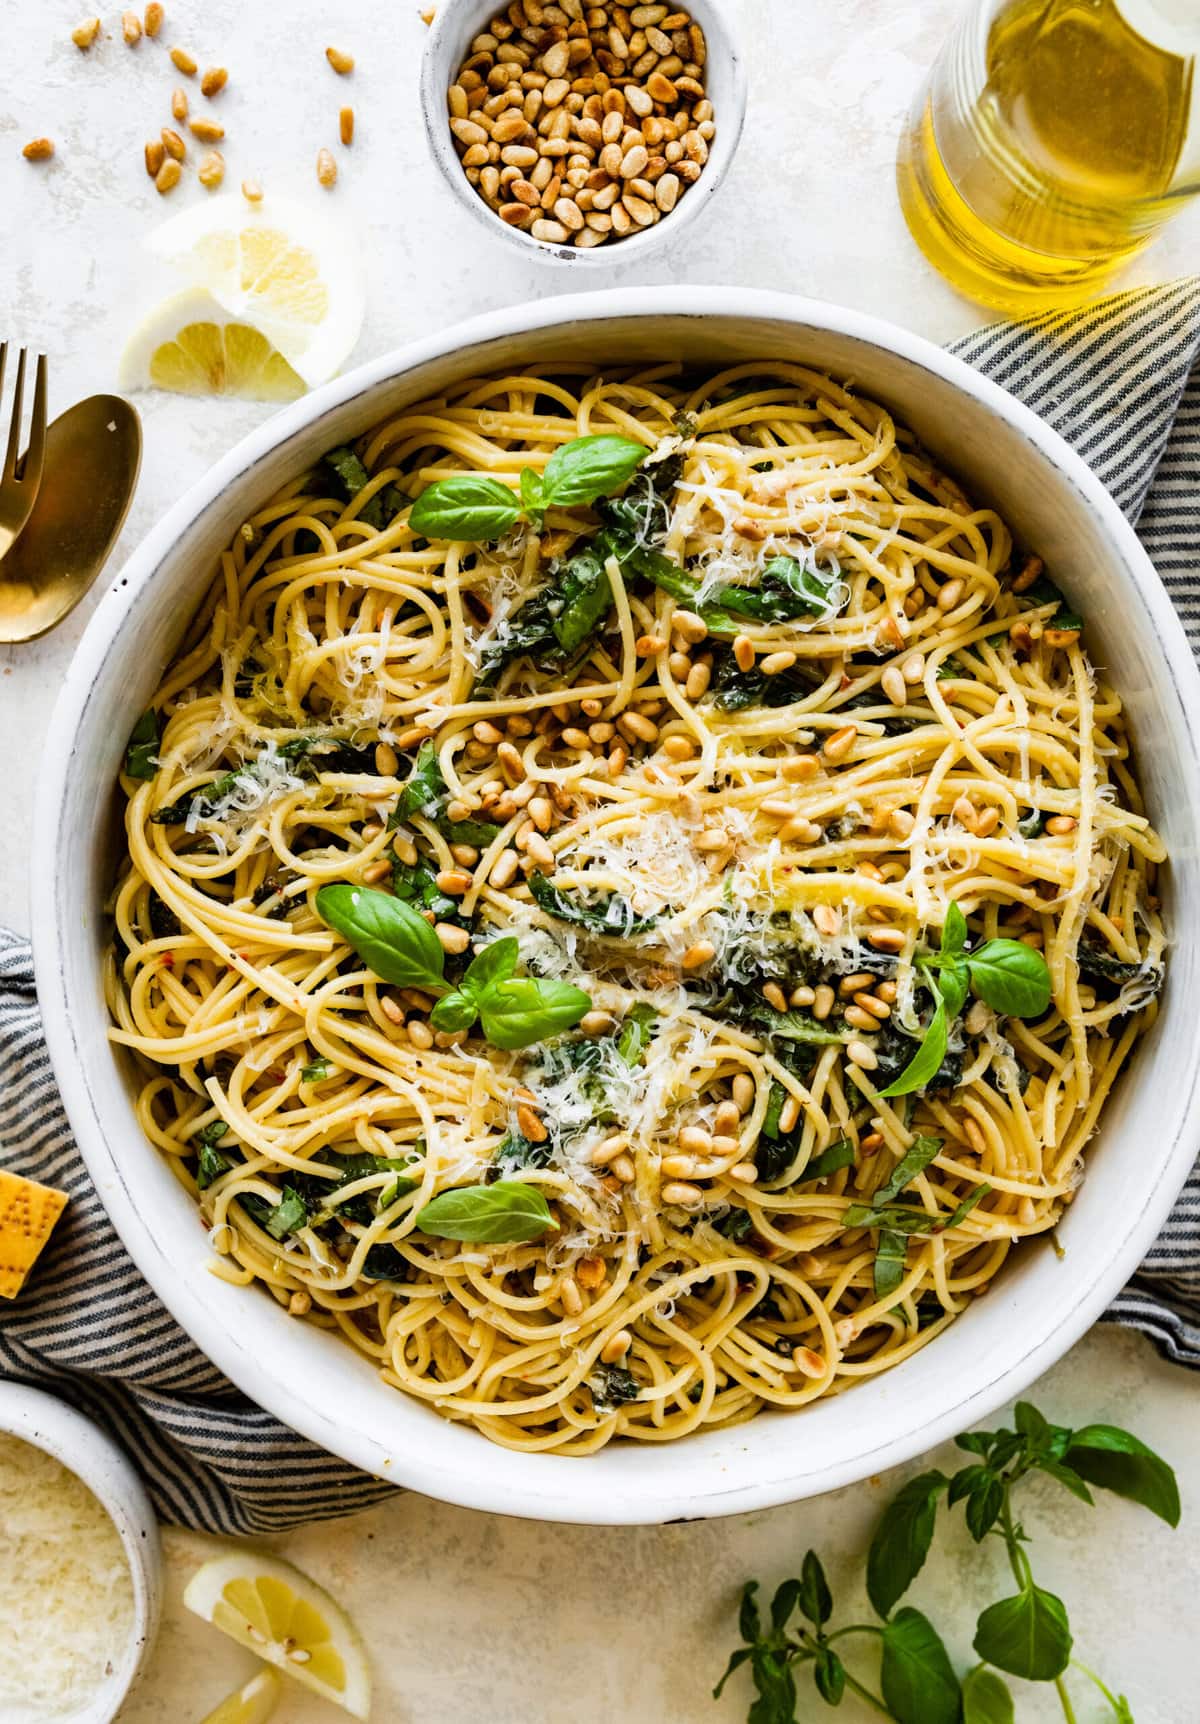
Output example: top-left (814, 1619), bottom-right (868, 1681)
top-left (34, 292), bottom-right (1200, 1524)
top-left (419, 0), bottom-right (748, 266)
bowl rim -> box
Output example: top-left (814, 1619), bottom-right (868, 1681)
top-left (31, 286), bottom-right (1200, 1523)
top-left (0, 1382), bottom-right (162, 1722)
top-left (417, 0), bottom-right (748, 267)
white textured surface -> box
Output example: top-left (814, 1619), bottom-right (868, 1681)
top-left (1, 2), bottom-right (1197, 1720)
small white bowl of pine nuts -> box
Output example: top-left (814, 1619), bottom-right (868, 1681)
top-left (420, 0), bottom-right (746, 264)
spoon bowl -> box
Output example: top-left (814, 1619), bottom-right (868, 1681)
top-left (0, 394), bottom-right (140, 642)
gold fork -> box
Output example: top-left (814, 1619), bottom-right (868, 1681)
top-left (0, 345), bottom-right (48, 560)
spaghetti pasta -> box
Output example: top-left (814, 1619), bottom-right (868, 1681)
top-left (106, 360), bottom-right (1166, 1453)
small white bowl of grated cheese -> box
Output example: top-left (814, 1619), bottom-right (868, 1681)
top-left (0, 1384), bottom-right (161, 1724)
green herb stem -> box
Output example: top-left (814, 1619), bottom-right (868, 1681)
top-left (1054, 1675), bottom-right (1079, 1724)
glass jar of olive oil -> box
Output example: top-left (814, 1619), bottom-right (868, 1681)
top-left (898, 0), bottom-right (1200, 312)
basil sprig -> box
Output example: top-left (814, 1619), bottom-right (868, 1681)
top-left (316, 888), bottom-right (590, 1051)
top-left (408, 434), bottom-right (647, 541)
top-left (124, 708), bottom-right (160, 781)
top-left (881, 904), bottom-right (1050, 1099)
top-left (430, 935), bottom-right (590, 1051)
top-left (717, 1397), bottom-right (1177, 1724)
top-left (415, 1179), bottom-right (552, 1242)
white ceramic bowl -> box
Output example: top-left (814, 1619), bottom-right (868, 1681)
top-left (0, 1383), bottom-right (161, 1721)
top-left (419, 0), bottom-right (747, 266)
top-left (32, 288), bottom-right (1200, 1525)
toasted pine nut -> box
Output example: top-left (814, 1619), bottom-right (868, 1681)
top-left (373, 741), bottom-right (399, 776)
top-left (761, 650), bottom-right (796, 676)
top-left (72, 17), bottom-right (101, 48)
top-left (517, 1103), bottom-right (549, 1143)
top-left (889, 807), bottom-right (915, 839)
top-left (379, 993), bottom-right (405, 1024)
top-left (678, 1124), bottom-right (713, 1154)
top-left (580, 1010), bottom-right (613, 1036)
top-left (937, 578), bottom-right (965, 612)
top-left (170, 45), bottom-right (197, 74)
top-left (143, 1), bottom-right (163, 32)
top-left (635, 633), bottom-right (666, 657)
top-left (963, 1117), bottom-right (987, 1154)
top-left (171, 87), bottom-right (188, 120)
top-left (288, 1289), bottom-right (312, 1316)
top-left (22, 138), bottom-right (55, 160)
top-left (822, 725), bottom-right (857, 763)
top-left (881, 665), bottom-right (907, 706)
top-left (497, 740), bottom-right (525, 781)
top-left (316, 147), bottom-right (338, 187)
top-left (241, 176), bottom-right (263, 202)
top-left (201, 66), bottom-right (228, 97)
top-left (762, 981), bottom-right (788, 1012)
top-left (661, 1181), bottom-right (704, 1207)
top-left (362, 859), bottom-right (392, 884)
top-left (601, 1329), bottom-right (632, 1363)
top-left (684, 662), bottom-right (710, 700)
top-left (619, 710), bottom-right (659, 744)
top-left (1012, 554), bottom-right (1043, 593)
top-left (1046, 814), bottom-right (1077, 835)
top-left (843, 1004), bottom-right (880, 1033)
top-left (733, 634), bottom-right (756, 672)
top-left (435, 921), bottom-right (471, 955)
top-left (732, 1073), bottom-right (755, 1114)
top-left (144, 139), bottom-right (165, 176)
top-left (340, 105), bottom-right (355, 145)
top-left (189, 117), bottom-right (225, 143)
top-left (729, 1162), bottom-right (758, 1183)
top-left (782, 754), bottom-right (821, 781)
top-left (1017, 1196), bottom-right (1037, 1227)
top-left (662, 734), bottom-right (694, 761)
top-left (777, 1095), bottom-right (801, 1133)
top-left (326, 45), bottom-right (355, 73)
top-left (846, 1040), bottom-right (879, 1071)
top-left (813, 903), bottom-right (841, 937)
top-left (681, 940), bottom-right (715, 970)
top-left (812, 984), bottom-right (835, 1020)
top-left (435, 869), bottom-right (474, 896)
top-left (161, 127), bottom-right (186, 160)
top-left (489, 848), bottom-right (520, 889)
top-left (197, 148), bottom-right (225, 187)
top-left (672, 608), bottom-right (708, 644)
top-left (901, 652), bottom-right (926, 683)
top-left (559, 1275), bottom-right (583, 1316)
top-left (866, 927), bottom-right (906, 953)
top-left (154, 157), bottom-right (181, 192)
top-left (695, 828), bottom-right (729, 854)
top-left (122, 10), bottom-right (142, 44)
top-left (952, 794), bottom-right (978, 832)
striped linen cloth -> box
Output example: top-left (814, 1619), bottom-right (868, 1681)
top-left (1, 280), bottom-right (1198, 1534)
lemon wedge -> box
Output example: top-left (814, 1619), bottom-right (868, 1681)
top-left (143, 193), bottom-right (364, 386)
top-left (119, 290), bottom-right (307, 401)
top-left (199, 1669), bottom-right (282, 1724)
top-left (183, 1551), bottom-right (371, 1719)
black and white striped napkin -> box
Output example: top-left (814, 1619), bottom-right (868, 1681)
top-left (1, 279), bottom-right (1198, 1534)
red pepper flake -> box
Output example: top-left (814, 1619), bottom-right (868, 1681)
top-left (160, 951), bottom-right (175, 968)
top-left (266, 1069), bottom-right (285, 1082)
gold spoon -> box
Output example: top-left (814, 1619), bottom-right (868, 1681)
top-left (0, 394), bottom-right (141, 643)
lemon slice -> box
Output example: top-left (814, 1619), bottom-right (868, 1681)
top-left (199, 1669), bottom-right (282, 1724)
top-left (119, 289), bottom-right (307, 401)
top-left (183, 1551), bottom-right (371, 1719)
top-left (144, 193), bottom-right (364, 385)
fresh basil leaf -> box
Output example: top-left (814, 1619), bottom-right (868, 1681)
top-left (408, 474), bottom-right (522, 542)
top-left (429, 989), bottom-right (480, 1034)
top-left (874, 1229), bottom-right (909, 1299)
top-left (461, 936), bottom-right (520, 999)
top-left (712, 1644), bottom-right (754, 1700)
top-left (941, 901), bottom-right (968, 958)
top-left (295, 1151), bottom-right (419, 1222)
top-left (938, 956), bottom-right (970, 1020)
top-left (391, 857), bottom-right (461, 924)
top-left (879, 1607), bottom-right (960, 1724)
top-left (866, 1470), bottom-right (947, 1618)
top-left (1013, 1400), bottom-right (1052, 1444)
top-left (967, 940), bottom-right (1051, 1018)
top-left (197, 1120), bottom-right (229, 1148)
top-left (730, 554), bottom-right (841, 622)
top-left (540, 434), bottom-right (646, 509)
top-left (769, 1576), bottom-right (802, 1633)
top-left (590, 1362), bottom-right (642, 1413)
top-left (804, 1137), bottom-right (855, 1183)
top-left (948, 1463), bottom-right (994, 1507)
top-left (125, 708), bottom-right (160, 780)
top-left (616, 1002), bottom-right (656, 1065)
top-left (797, 1549), bottom-right (832, 1627)
top-left (316, 884), bottom-right (447, 992)
top-left (321, 444), bottom-right (370, 498)
top-left (1063, 1425), bottom-right (1181, 1526)
top-left (360, 1242), bottom-right (408, 1281)
top-left (477, 976), bottom-right (591, 1050)
top-left (1031, 1458), bottom-right (1094, 1505)
top-left (749, 1646), bottom-right (797, 1724)
top-left (813, 1646), bottom-right (845, 1706)
top-left (528, 871), bottom-right (657, 935)
top-left (962, 1664), bottom-right (1015, 1724)
top-left (846, 1185), bottom-right (990, 1236)
top-left (520, 464), bottom-right (545, 522)
top-left (300, 1059), bottom-right (332, 1084)
top-left (964, 1473), bottom-right (1005, 1541)
top-left (442, 816), bottom-right (503, 849)
top-left (240, 1184), bottom-right (309, 1240)
top-left (415, 1180), bottom-right (552, 1242)
top-left (879, 987), bottom-right (948, 1098)
top-left (736, 1578), bottom-right (761, 1643)
top-left (974, 1584), bottom-right (1072, 1680)
top-left (873, 1136), bottom-right (943, 1206)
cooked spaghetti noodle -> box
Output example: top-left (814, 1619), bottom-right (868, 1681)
top-left (106, 361), bottom-right (1166, 1452)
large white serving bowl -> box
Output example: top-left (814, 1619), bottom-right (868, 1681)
top-left (32, 288), bottom-right (1200, 1525)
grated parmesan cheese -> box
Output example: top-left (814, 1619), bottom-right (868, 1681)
top-left (0, 1435), bottom-right (135, 1722)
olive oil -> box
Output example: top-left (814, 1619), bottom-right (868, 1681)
top-left (898, 0), bottom-right (1199, 312)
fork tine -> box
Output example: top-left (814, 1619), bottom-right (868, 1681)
top-left (23, 353), bottom-right (48, 488)
top-left (2, 347), bottom-right (27, 482)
